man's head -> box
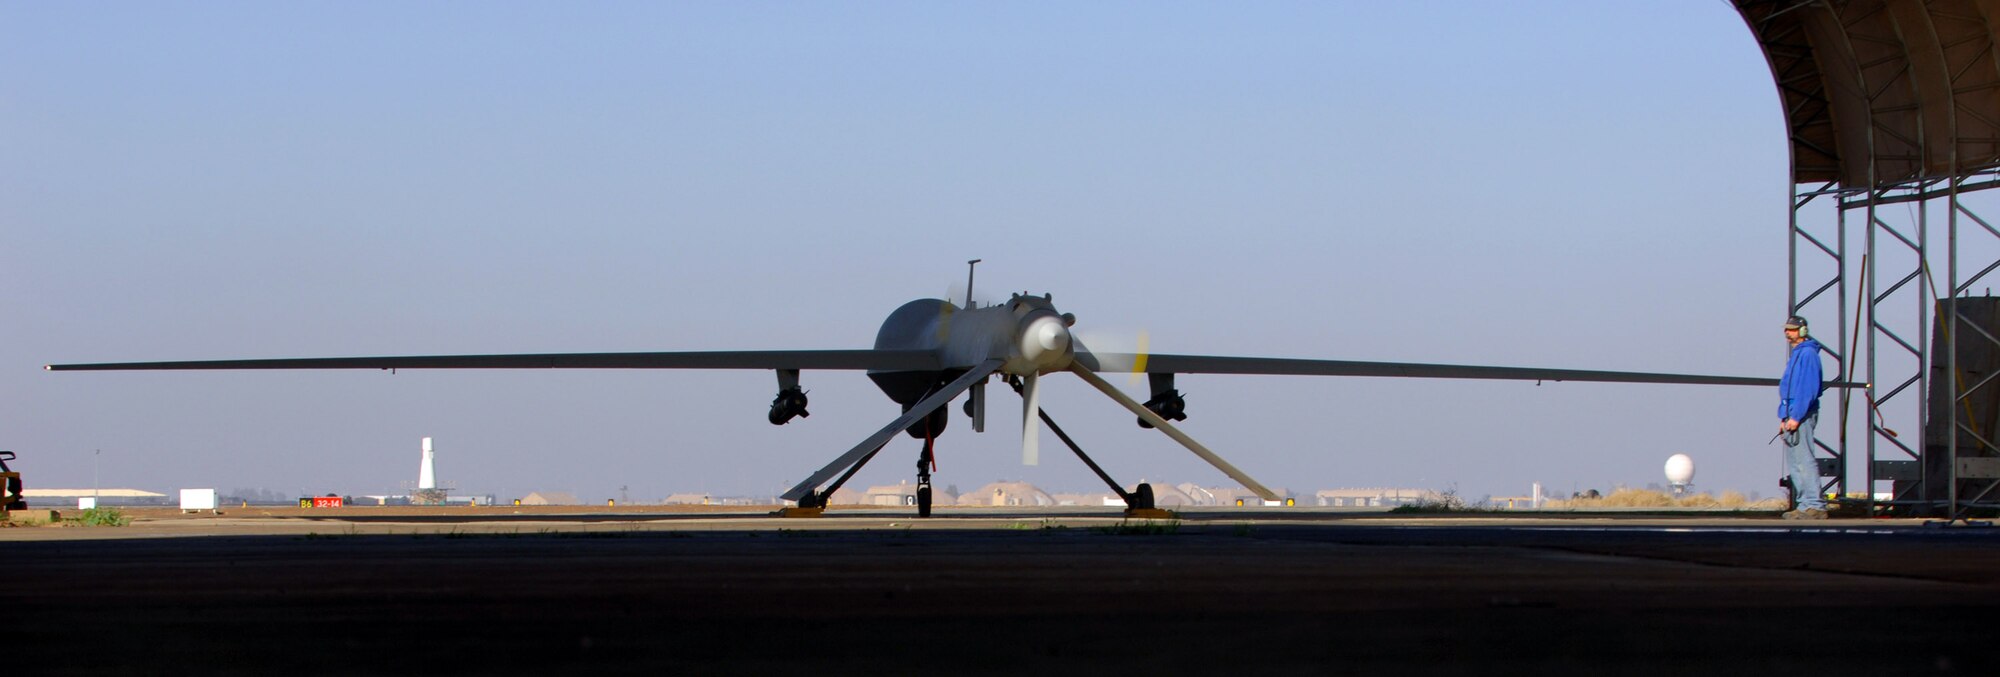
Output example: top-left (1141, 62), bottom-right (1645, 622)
top-left (1785, 315), bottom-right (1809, 344)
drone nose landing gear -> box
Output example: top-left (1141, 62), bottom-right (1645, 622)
top-left (915, 433), bottom-right (935, 518)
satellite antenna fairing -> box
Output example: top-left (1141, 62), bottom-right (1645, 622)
top-left (1665, 453), bottom-right (1694, 496)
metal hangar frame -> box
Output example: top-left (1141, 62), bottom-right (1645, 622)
top-left (1736, 0), bottom-right (2000, 520)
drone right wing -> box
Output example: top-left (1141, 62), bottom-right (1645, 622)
top-left (1078, 352), bottom-right (1798, 387)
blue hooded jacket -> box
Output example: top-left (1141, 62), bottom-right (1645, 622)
top-left (1778, 337), bottom-right (1825, 421)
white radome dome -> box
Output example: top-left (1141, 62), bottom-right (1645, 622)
top-left (1665, 453), bottom-right (1696, 485)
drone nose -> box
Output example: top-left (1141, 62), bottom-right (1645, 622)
top-left (1021, 316), bottom-right (1071, 365)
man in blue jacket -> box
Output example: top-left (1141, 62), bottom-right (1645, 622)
top-left (1779, 315), bottom-right (1828, 519)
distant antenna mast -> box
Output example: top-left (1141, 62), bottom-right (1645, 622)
top-left (964, 259), bottom-right (982, 309)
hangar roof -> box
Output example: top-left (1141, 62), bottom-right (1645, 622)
top-left (1735, 0), bottom-right (2000, 189)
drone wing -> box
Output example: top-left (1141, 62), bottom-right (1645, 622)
top-left (1078, 352), bottom-right (1784, 387)
top-left (45, 350), bottom-right (939, 372)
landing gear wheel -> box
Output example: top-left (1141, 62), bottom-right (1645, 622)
top-left (1123, 483), bottom-right (1174, 518)
top-left (917, 485), bottom-right (933, 518)
top-left (1130, 483), bottom-right (1156, 510)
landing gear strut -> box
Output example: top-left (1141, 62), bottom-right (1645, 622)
top-left (776, 363), bottom-right (1004, 519)
top-left (1005, 377), bottom-right (1171, 519)
top-left (776, 439), bottom-right (888, 517)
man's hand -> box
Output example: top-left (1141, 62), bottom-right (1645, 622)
top-left (1781, 418), bottom-right (1801, 432)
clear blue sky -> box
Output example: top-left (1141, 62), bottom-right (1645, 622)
top-left (3, 2), bottom-right (1842, 502)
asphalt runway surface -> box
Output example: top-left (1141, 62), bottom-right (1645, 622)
top-left (7, 508), bottom-right (1999, 675)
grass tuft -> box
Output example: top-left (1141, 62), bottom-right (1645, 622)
top-left (66, 507), bottom-right (131, 527)
top-left (1093, 519), bottom-right (1180, 536)
top-left (1006, 519), bottom-right (1067, 531)
top-left (1553, 488), bottom-right (1786, 510)
top-left (1388, 488), bottom-right (1490, 514)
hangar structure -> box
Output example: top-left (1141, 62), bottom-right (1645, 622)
top-left (1735, 0), bottom-right (2000, 520)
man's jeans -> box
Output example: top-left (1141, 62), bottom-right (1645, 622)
top-left (1784, 411), bottom-right (1827, 511)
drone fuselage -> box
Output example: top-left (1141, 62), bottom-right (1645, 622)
top-left (865, 295), bottom-right (1074, 408)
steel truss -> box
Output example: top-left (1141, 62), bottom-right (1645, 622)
top-left (1790, 167), bottom-right (2000, 521)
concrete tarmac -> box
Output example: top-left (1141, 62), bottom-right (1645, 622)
top-left (6, 507), bottom-right (1998, 675)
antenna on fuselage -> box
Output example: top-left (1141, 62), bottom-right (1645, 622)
top-left (964, 259), bottom-right (982, 309)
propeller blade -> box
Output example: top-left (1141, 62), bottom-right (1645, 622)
top-left (1129, 330), bottom-right (1149, 386)
top-left (1021, 373), bottom-right (1042, 466)
top-left (969, 380), bottom-right (986, 433)
top-left (1073, 329), bottom-right (1151, 383)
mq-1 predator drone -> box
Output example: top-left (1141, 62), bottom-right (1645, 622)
top-left (47, 261), bottom-right (1779, 517)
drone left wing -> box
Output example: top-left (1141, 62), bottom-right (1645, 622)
top-left (45, 350), bottom-right (940, 372)
top-left (1078, 352), bottom-right (1783, 387)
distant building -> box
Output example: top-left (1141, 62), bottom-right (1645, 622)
top-left (1313, 488), bottom-right (1429, 507)
top-left (861, 480), bottom-right (958, 507)
top-left (1049, 482), bottom-right (1199, 507)
top-left (23, 488), bottom-right (169, 507)
top-left (957, 481), bottom-right (1053, 507)
top-left (1176, 483), bottom-right (1221, 506)
top-left (862, 481), bottom-right (912, 506)
top-left (1135, 482), bottom-right (1197, 506)
top-left (824, 487), bottom-right (867, 506)
top-left (712, 496), bottom-right (776, 506)
top-left (519, 491), bottom-right (579, 506)
top-left (662, 493), bottom-right (774, 506)
top-left (1048, 492), bottom-right (1119, 506)
top-left (1047, 482), bottom-right (1314, 507)
top-left (357, 491), bottom-right (485, 506)
top-left (1186, 484), bottom-right (1302, 506)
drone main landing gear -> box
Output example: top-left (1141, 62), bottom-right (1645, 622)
top-left (776, 360), bottom-right (1004, 518)
top-left (776, 438), bottom-right (889, 518)
top-left (1068, 363), bottom-right (1279, 504)
top-left (1122, 486), bottom-right (1173, 520)
top-left (1005, 377), bottom-right (1173, 519)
